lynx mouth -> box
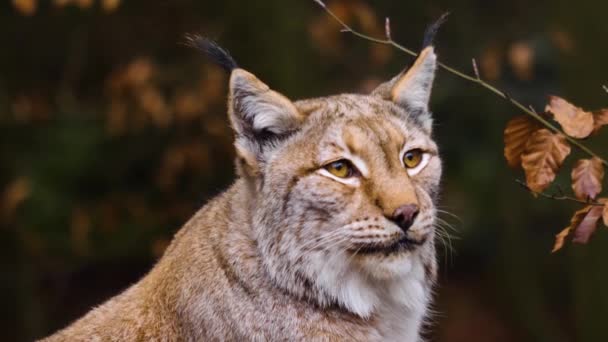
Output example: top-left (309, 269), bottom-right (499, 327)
top-left (351, 236), bottom-right (426, 256)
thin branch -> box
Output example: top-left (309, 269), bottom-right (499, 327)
top-left (556, 185), bottom-right (565, 197)
top-left (515, 180), bottom-right (604, 206)
top-left (313, 0), bottom-right (608, 167)
top-left (313, 0), bottom-right (326, 8)
top-left (471, 58), bottom-right (480, 80)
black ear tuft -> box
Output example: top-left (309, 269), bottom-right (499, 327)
top-left (421, 12), bottom-right (449, 49)
top-left (185, 35), bottom-right (238, 72)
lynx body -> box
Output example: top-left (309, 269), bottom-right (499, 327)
top-left (42, 36), bottom-right (443, 342)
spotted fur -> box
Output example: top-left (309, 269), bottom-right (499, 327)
top-left (41, 44), bottom-right (442, 341)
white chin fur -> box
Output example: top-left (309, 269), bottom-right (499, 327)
top-left (358, 251), bottom-right (415, 280)
top-left (307, 250), bottom-right (423, 319)
top-left (308, 251), bottom-right (379, 318)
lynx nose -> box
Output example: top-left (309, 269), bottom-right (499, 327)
top-left (390, 204), bottom-right (419, 232)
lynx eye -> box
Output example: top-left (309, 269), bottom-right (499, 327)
top-left (324, 160), bottom-right (355, 178)
top-left (403, 149), bottom-right (423, 168)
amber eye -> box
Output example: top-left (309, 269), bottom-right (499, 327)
top-left (324, 160), bottom-right (355, 178)
top-left (403, 149), bottom-right (423, 168)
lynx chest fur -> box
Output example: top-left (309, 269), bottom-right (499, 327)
top-left (42, 34), bottom-right (443, 342)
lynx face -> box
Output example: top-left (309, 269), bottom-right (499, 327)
top-left (224, 46), bottom-right (440, 317)
top-left (259, 95), bottom-right (441, 276)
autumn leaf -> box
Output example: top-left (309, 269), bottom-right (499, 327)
top-left (545, 96), bottom-right (594, 139)
top-left (553, 206), bottom-right (590, 252)
top-left (603, 201), bottom-right (608, 227)
top-left (75, 0), bottom-right (94, 9)
top-left (572, 205), bottom-right (604, 245)
top-left (571, 158), bottom-right (604, 200)
top-left (508, 42), bottom-right (534, 81)
top-left (12, 0), bottom-right (36, 16)
top-left (480, 44), bottom-right (502, 80)
top-left (593, 109), bottom-right (608, 134)
top-left (504, 115), bottom-right (540, 168)
top-left (521, 129), bottom-right (571, 193)
top-left (101, 0), bottom-right (121, 12)
top-left (596, 198), bottom-right (608, 228)
top-left (350, 1), bottom-right (380, 33)
top-left (553, 227), bottom-right (572, 253)
top-left (1, 177), bottom-right (30, 220)
top-left (553, 205), bottom-right (604, 251)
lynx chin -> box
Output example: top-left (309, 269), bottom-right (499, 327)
top-left (42, 23), bottom-right (445, 342)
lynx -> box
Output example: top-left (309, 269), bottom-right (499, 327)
top-left (41, 22), bottom-right (444, 342)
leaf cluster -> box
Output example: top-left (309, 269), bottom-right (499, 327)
top-left (504, 96), bottom-right (608, 251)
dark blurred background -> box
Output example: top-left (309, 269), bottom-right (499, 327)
top-left (2, 0), bottom-right (608, 341)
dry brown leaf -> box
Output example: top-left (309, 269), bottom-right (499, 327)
top-left (597, 198), bottom-right (608, 227)
top-left (553, 227), bottom-right (573, 253)
top-left (603, 201), bottom-right (608, 227)
top-left (101, 0), bottom-right (121, 12)
top-left (52, 0), bottom-right (70, 8)
top-left (308, 1), bottom-right (350, 56)
top-left (545, 96), bottom-right (594, 139)
top-left (350, 1), bottom-right (379, 33)
top-left (504, 115), bottom-right (540, 168)
top-left (508, 42), bottom-right (534, 81)
top-left (480, 45), bottom-right (502, 81)
top-left (572, 205), bottom-right (604, 245)
top-left (550, 30), bottom-right (575, 54)
top-left (571, 158), bottom-right (604, 200)
top-left (125, 58), bottom-right (155, 87)
top-left (593, 109), bottom-right (608, 134)
top-left (1, 177), bottom-right (30, 220)
top-left (553, 206), bottom-right (590, 252)
top-left (553, 206), bottom-right (593, 252)
top-left (12, 0), bottom-right (36, 16)
top-left (75, 0), bottom-right (93, 9)
top-left (521, 129), bottom-right (571, 193)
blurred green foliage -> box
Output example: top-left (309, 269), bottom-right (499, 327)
top-left (1, 0), bottom-right (608, 341)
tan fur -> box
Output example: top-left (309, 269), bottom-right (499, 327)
top-left (41, 47), bottom-right (442, 342)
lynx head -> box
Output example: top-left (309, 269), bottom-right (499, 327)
top-left (191, 35), bottom-right (442, 317)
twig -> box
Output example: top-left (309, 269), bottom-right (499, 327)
top-left (515, 180), bottom-right (604, 206)
top-left (312, 0), bottom-right (608, 167)
top-left (471, 58), bottom-right (480, 80)
top-left (556, 185), bottom-right (565, 197)
top-left (313, 0), bottom-right (326, 8)
top-left (384, 17), bottom-right (391, 40)
top-left (603, 85), bottom-right (608, 94)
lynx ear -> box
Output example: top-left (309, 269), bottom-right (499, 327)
top-left (389, 47), bottom-right (437, 114)
top-left (372, 46), bottom-right (437, 132)
top-left (229, 68), bottom-right (304, 170)
top-left (187, 37), bottom-right (302, 174)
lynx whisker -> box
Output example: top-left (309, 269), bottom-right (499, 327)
top-left (434, 222), bottom-right (456, 267)
top-left (345, 244), bottom-right (364, 266)
top-left (292, 232), bottom-right (349, 263)
top-left (435, 216), bottom-right (460, 234)
top-left (297, 230), bottom-right (346, 251)
top-left (436, 208), bottom-right (462, 223)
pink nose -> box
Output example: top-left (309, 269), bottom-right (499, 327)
top-left (391, 204), bottom-right (419, 232)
